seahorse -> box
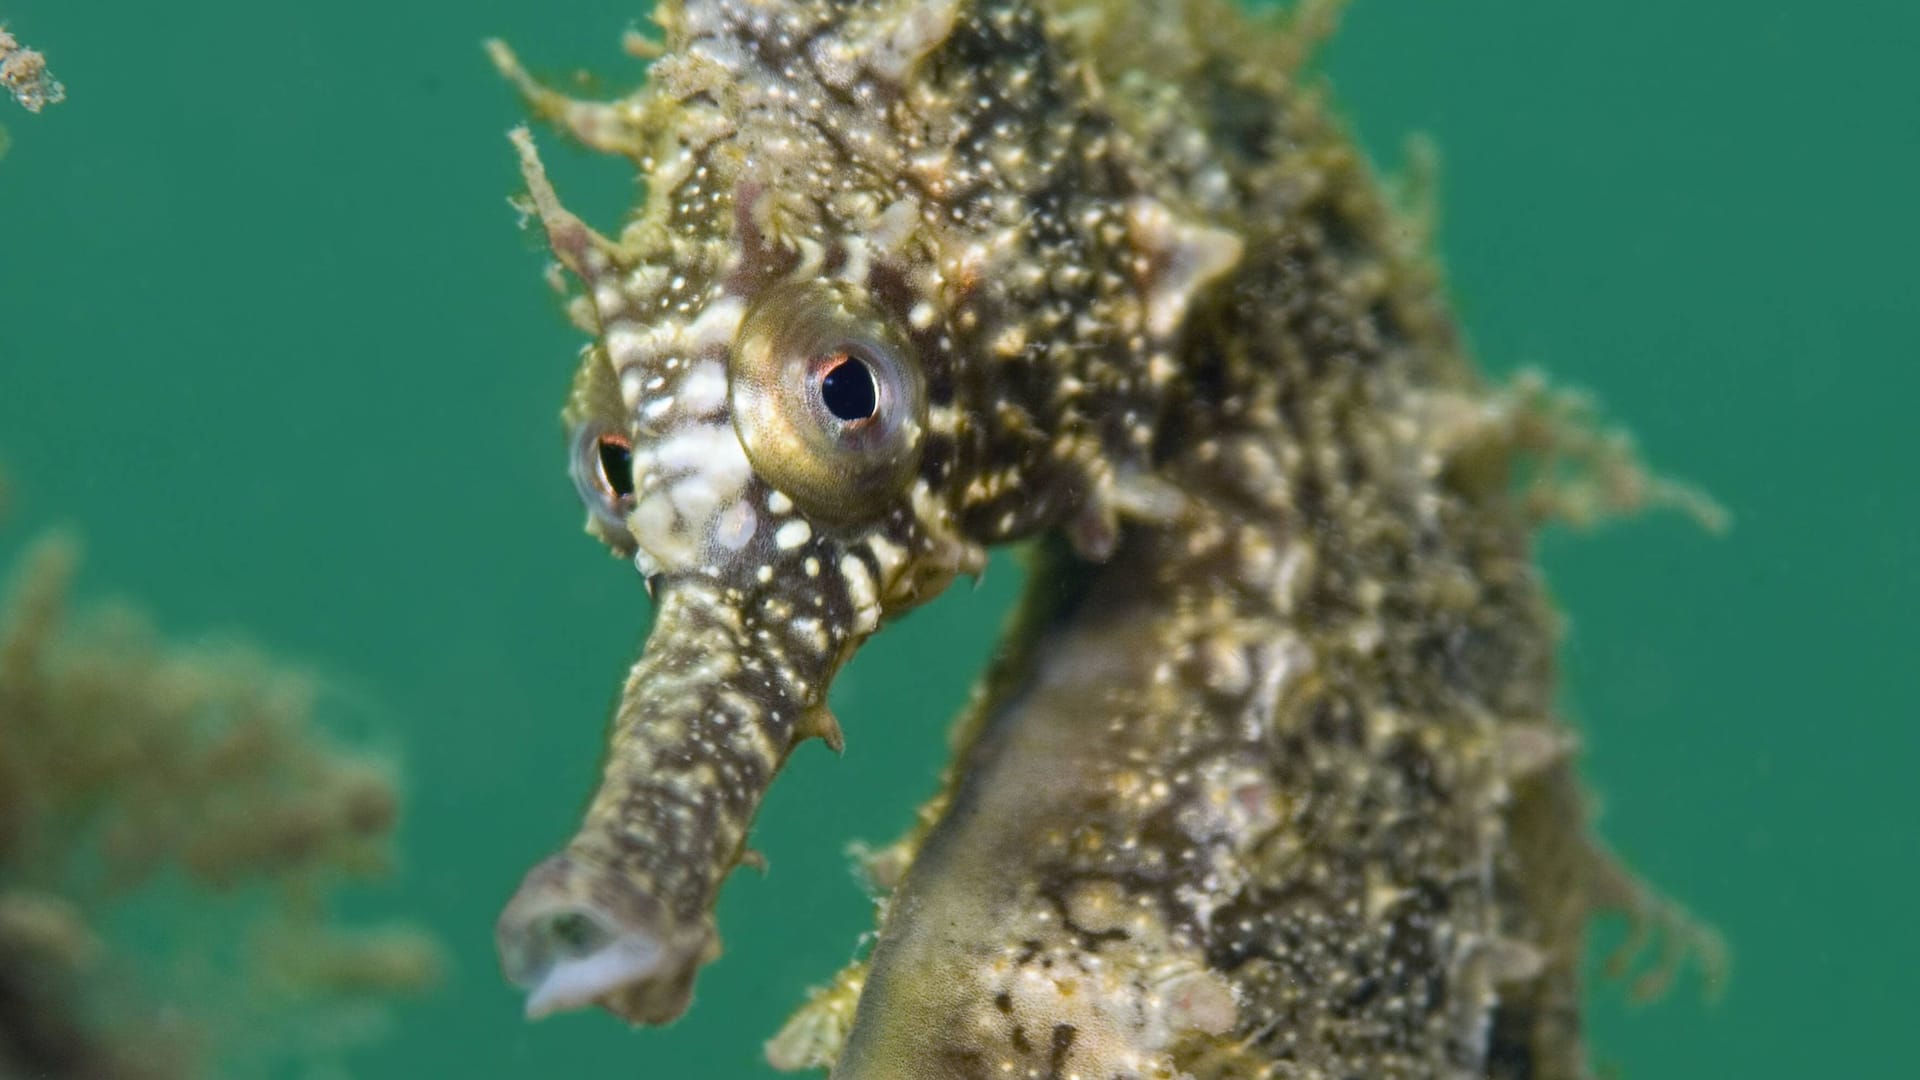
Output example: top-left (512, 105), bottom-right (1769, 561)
top-left (489, 1), bottom-right (1719, 1075)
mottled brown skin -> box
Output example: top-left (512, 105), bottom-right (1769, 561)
top-left (493, 0), bottom-right (1710, 1073)
top-left (826, 26), bottom-right (1593, 1056)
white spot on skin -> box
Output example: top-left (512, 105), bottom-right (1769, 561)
top-left (680, 359), bottom-right (728, 417)
top-left (768, 490), bottom-right (794, 514)
top-left (1158, 970), bottom-right (1239, 1037)
top-left (793, 237), bottom-right (827, 278)
top-left (628, 423), bottom-right (756, 573)
top-left (841, 554), bottom-right (879, 633)
top-left (619, 367), bottom-right (647, 409)
top-left (867, 535), bottom-right (907, 586)
top-left (633, 547), bottom-right (663, 580)
top-left (630, 495), bottom-right (696, 566)
top-left (713, 500), bottom-right (758, 551)
top-left (686, 296), bottom-right (745, 350)
top-left (775, 519), bottom-right (813, 549)
top-left (839, 235), bottom-right (871, 285)
top-left (791, 615), bottom-right (829, 655)
top-left (809, 35), bottom-right (858, 88)
top-left (871, 198), bottom-right (920, 255)
top-left (667, 478), bottom-right (725, 529)
top-left (870, 0), bottom-right (961, 83)
top-left (605, 322), bottom-right (646, 367)
top-left (654, 424), bottom-right (750, 487)
top-left (593, 283), bottom-right (626, 319)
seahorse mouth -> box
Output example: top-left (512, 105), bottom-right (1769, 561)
top-left (506, 907), bottom-right (663, 1020)
top-left (496, 851), bottom-right (708, 1024)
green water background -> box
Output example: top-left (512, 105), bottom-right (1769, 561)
top-left (1, 1), bottom-right (1913, 1075)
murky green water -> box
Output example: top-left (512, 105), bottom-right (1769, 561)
top-left (2, 1), bottom-right (1912, 1076)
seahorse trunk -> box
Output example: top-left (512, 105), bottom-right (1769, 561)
top-left (496, 579), bottom-right (815, 1024)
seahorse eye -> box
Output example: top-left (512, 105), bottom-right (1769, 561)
top-left (731, 282), bottom-right (926, 522)
top-left (570, 423), bottom-right (637, 538)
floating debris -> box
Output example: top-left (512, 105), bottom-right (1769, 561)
top-left (0, 25), bottom-right (64, 113)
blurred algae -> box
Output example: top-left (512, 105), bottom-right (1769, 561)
top-left (0, 471), bottom-right (440, 1079)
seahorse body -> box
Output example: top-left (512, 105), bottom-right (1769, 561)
top-left (490, 1), bottom-right (1712, 1075)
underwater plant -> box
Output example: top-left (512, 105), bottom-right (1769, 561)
top-left (0, 469), bottom-right (441, 1079)
top-left (489, 1), bottom-right (1723, 1075)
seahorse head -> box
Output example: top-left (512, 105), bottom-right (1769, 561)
top-left (491, 0), bottom-right (1238, 1024)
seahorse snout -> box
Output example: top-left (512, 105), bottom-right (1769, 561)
top-left (495, 579), bottom-right (856, 1024)
top-left (496, 852), bottom-right (704, 1024)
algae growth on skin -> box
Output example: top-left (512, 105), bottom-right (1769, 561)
top-left (489, 1), bottom-right (1720, 1075)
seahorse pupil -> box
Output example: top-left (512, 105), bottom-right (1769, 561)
top-left (820, 353), bottom-right (878, 423)
top-left (596, 435), bottom-right (635, 500)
